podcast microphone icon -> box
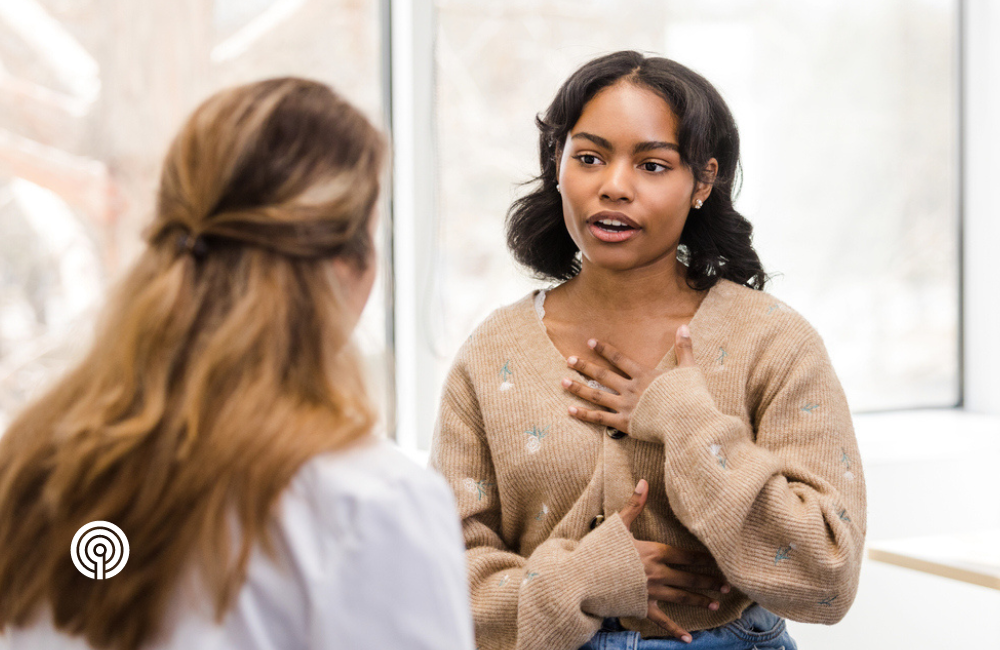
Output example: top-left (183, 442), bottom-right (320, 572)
top-left (71, 521), bottom-right (129, 580)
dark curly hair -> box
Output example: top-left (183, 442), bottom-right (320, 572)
top-left (506, 50), bottom-right (766, 291)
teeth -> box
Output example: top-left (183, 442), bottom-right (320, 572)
top-left (598, 219), bottom-right (626, 227)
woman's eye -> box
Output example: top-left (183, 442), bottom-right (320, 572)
top-left (641, 162), bottom-right (668, 172)
top-left (577, 154), bottom-right (600, 165)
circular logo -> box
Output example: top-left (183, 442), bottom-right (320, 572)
top-left (71, 521), bottom-right (129, 580)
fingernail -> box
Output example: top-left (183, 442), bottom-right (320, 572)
top-left (634, 479), bottom-right (646, 495)
top-left (678, 324), bottom-right (690, 339)
top-left (588, 339), bottom-right (597, 348)
top-left (721, 584), bottom-right (731, 594)
top-left (709, 602), bottom-right (719, 611)
top-left (682, 635), bottom-right (692, 643)
top-left (567, 356), bottom-right (578, 365)
top-left (561, 378), bottom-right (572, 388)
top-left (568, 406), bottom-right (578, 415)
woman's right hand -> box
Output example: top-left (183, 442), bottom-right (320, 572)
top-left (619, 479), bottom-right (731, 644)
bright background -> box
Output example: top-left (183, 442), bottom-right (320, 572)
top-left (2, 1), bottom-right (999, 648)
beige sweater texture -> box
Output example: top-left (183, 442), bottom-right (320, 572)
top-left (429, 280), bottom-right (866, 650)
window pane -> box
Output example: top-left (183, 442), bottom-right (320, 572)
top-left (431, 0), bottom-right (959, 420)
top-left (0, 0), bottom-right (387, 430)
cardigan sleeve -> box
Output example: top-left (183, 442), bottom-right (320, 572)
top-left (629, 317), bottom-right (866, 624)
top-left (430, 353), bottom-right (648, 650)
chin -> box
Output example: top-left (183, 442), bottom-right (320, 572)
top-left (582, 244), bottom-right (679, 275)
top-left (582, 251), bottom-right (645, 272)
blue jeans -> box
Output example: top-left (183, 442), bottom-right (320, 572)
top-left (578, 605), bottom-right (797, 650)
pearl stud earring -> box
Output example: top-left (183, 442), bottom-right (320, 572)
top-left (694, 199), bottom-right (704, 209)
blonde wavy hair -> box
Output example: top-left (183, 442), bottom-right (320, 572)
top-left (0, 77), bottom-right (386, 649)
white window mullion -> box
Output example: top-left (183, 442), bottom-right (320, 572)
top-left (389, 0), bottom-right (439, 453)
top-left (963, 0), bottom-right (1000, 415)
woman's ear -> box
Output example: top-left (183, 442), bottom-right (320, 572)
top-left (694, 157), bottom-right (718, 204)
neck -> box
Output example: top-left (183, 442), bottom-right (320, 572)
top-left (561, 255), bottom-right (699, 321)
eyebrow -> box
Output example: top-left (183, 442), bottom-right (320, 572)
top-left (572, 132), bottom-right (680, 154)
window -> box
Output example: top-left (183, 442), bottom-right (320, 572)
top-left (0, 0), bottom-right (389, 430)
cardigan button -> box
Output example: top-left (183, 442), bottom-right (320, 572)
top-left (589, 514), bottom-right (605, 530)
top-left (607, 427), bottom-right (627, 439)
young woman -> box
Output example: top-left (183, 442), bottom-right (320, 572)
top-left (0, 78), bottom-right (473, 650)
top-left (430, 51), bottom-right (866, 650)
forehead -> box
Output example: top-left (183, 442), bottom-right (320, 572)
top-left (572, 82), bottom-right (679, 145)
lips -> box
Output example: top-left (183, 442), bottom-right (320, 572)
top-left (587, 211), bottom-right (640, 243)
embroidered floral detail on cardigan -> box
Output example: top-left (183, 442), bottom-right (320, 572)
top-left (499, 360), bottom-right (514, 392)
top-left (818, 595), bottom-right (838, 607)
top-left (837, 508), bottom-right (851, 522)
top-left (801, 403), bottom-right (820, 414)
top-left (463, 478), bottom-right (494, 501)
top-left (774, 543), bottom-right (796, 565)
top-left (840, 448), bottom-right (855, 481)
top-left (710, 444), bottom-right (728, 469)
top-left (521, 572), bottom-right (540, 586)
top-left (525, 426), bottom-right (550, 454)
top-left (716, 347), bottom-right (729, 366)
top-left (535, 504), bottom-right (549, 521)
top-left (767, 302), bottom-right (790, 315)
top-left (498, 574), bottom-right (509, 587)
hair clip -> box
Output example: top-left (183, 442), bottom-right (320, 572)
top-left (176, 232), bottom-right (208, 259)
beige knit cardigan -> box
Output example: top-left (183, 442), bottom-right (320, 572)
top-left (429, 279), bottom-right (866, 650)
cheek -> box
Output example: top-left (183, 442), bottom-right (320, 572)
top-left (560, 174), bottom-right (590, 216)
top-left (560, 188), bottom-right (588, 240)
top-left (355, 261), bottom-right (376, 312)
top-left (647, 184), bottom-right (694, 221)
top-left (363, 264), bottom-right (377, 298)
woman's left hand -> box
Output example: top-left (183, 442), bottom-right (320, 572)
top-left (562, 324), bottom-right (696, 434)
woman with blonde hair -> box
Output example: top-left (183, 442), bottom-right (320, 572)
top-left (0, 78), bottom-right (474, 650)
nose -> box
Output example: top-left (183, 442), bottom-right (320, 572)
top-left (599, 161), bottom-right (634, 203)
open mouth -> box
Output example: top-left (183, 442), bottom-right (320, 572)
top-left (588, 214), bottom-right (640, 242)
top-left (593, 218), bottom-right (635, 233)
